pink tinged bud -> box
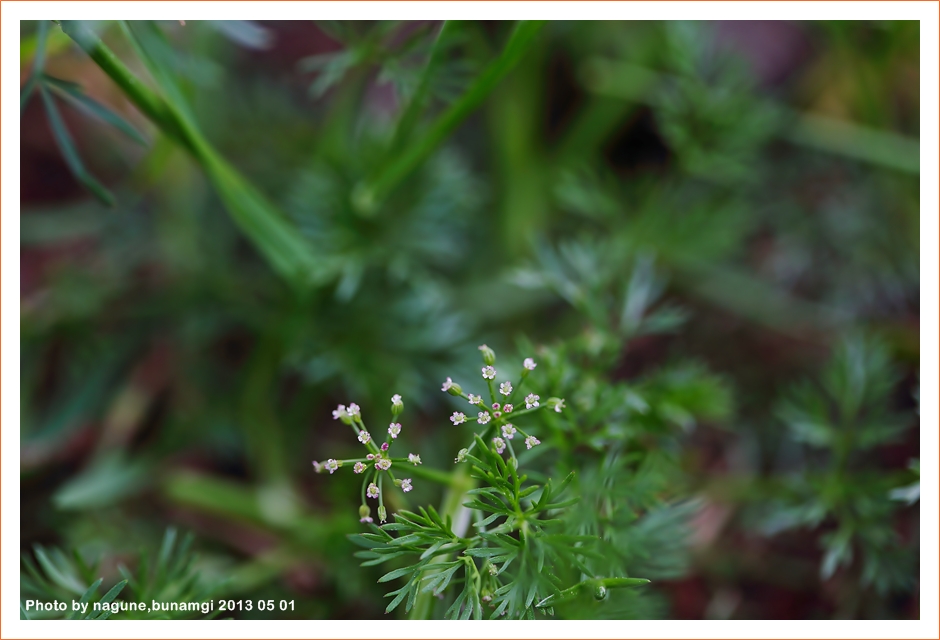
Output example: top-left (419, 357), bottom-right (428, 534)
top-left (381, 442), bottom-right (389, 451)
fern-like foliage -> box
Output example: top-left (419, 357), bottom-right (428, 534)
top-left (21, 528), bottom-right (226, 620)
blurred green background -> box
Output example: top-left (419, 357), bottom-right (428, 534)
top-left (20, 20), bottom-right (919, 620)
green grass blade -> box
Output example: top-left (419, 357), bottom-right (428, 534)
top-left (388, 20), bottom-right (456, 152)
top-left (44, 75), bottom-right (148, 145)
top-left (84, 579), bottom-right (128, 618)
top-left (60, 19), bottom-right (324, 289)
top-left (359, 20), bottom-right (546, 211)
top-left (39, 85), bottom-right (115, 206)
top-left (33, 546), bottom-right (85, 595)
top-left (21, 20), bottom-right (49, 112)
top-left (67, 578), bottom-right (102, 619)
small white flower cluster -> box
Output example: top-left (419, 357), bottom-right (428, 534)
top-left (316, 394), bottom-right (421, 526)
top-left (444, 351), bottom-right (564, 464)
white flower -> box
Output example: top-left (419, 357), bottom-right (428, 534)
top-left (477, 411), bottom-right (491, 424)
top-left (332, 405), bottom-right (347, 420)
top-left (499, 381), bottom-right (513, 396)
top-left (325, 459), bottom-right (339, 474)
top-left (547, 397), bottom-right (566, 413)
top-left (312, 460), bottom-right (324, 473)
top-left (492, 437), bottom-right (506, 454)
top-left (482, 366), bottom-right (496, 380)
top-left (525, 394), bottom-right (540, 409)
top-left (358, 430), bottom-right (371, 445)
top-left (401, 479), bottom-right (413, 493)
top-left (391, 394), bottom-right (402, 405)
top-left (450, 412), bottom-right (467, 425)
top-left (353, 461), bottom-right (367, 474)
top-left (388, 422), bottom-right (402, 438)
top-left (367, 483), bottom-right (379, 499)
top-left (360, 516), bottom-right (373, 523)
top-left (455, 448), bottom-right (469, 463)
top-left (408, 453), bottom-right (422, 466)
top-left (442, 377), bottom-right (455, 392)
top-left (503, 404), bottom-right (513, 413)
top-left (468, 394), bottom-right (482, 405)
top-left (375, 458), bottom-right (391, 471)
top-left (525, 435), bottom-right (541, 450)
top-left (347, 403), bottom-right (361, 418)
top-left (524, 358), bottom-right (537, 370)
top-left (501, 424), bottom-right (516, 440)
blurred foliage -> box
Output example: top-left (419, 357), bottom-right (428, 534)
top-left (20, 19), bottom-right (919, 620)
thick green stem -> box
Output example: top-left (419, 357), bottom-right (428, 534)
top-left (59, 21), bottom-right (322, 290)
top-left (409, 463), bottom-right (476, 619)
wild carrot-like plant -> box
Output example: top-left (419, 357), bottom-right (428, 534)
top-left (312, 345), bottom-right (650, 619)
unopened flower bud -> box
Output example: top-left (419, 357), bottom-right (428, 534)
top-left (378, 505), bottom-right (387, 523)
top-left (455, 448), bottom-right (469, 463)
top-left (442, 377), bottom-right (463, 396)
top-left (478, 344), bottom-right (496, 366)
top-left (391, 394), bottom-right (404, 417)
top-left (359, 504), bottom-right (371, 520)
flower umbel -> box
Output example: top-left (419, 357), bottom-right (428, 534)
top-left (375, 458), bottom-right (391, 471)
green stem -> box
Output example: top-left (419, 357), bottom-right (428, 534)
top-left (59, 20), bottom-right (322, 289)
top-left (357, 21), bottom-right (546, 212)
top-left (409, 463), bottom-right (476, 619)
